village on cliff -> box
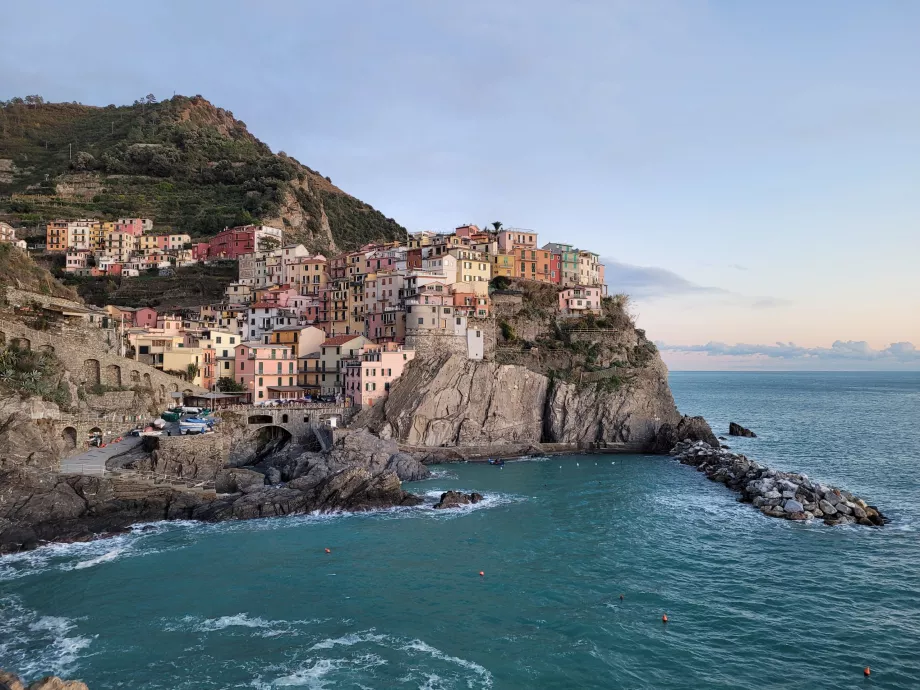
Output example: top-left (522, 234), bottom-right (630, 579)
top-left (5, 219), bottom-right (607, 408)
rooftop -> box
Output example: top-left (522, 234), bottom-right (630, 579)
top-left (321, 335), bottom-right (364, 347)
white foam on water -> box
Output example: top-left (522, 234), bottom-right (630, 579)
top-left (165, 613), bottom-right (325, 638)
top-left (0, 596), bottom-right (94, 681)
top-left (252, 654), bottom-right (386, 689)
top-left (400, 639), bottom-right (493, 688)
top-left (71, 545), bottom-right (127, 570)
top-left (309, 631), bottom-right (390, 650)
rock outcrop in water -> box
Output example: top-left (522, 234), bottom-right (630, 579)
top-left (728, 422), bottom-right (757, 438)
top-left (0, 670), bottom-right (88, 690)
top-left (670, 440), bottom-right (886, 526)
top-left (433, 490), bottom-right (484, 509)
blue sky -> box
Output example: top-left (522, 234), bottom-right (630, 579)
top-left (2, 0), bottom-right (919, 369)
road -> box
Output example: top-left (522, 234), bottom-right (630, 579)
top-left (59, 436), bottom-right (144, 476)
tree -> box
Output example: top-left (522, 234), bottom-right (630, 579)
top-left (490, 275), bottom-right (511, 291)
top-left (186, 362), bottom-right (200, 382)
top-left (216, 376), bottom-right (245, 392)
top-left (492, 221), bottom-right (503, 232)
top-left (144, 93), bottom-right (157, 104)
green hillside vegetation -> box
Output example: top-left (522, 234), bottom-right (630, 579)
top-left (0, 94), bottom-right (406, 251)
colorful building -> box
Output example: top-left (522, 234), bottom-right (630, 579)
top-left (343, 343), bottom-right (416, 407)
top-left (234, 342), bottom-right (298, 401)
top-left (558, 286), bottom-right (603, 315)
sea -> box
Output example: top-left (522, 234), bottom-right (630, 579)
top-left (1, 371), bottom-right (919, 689)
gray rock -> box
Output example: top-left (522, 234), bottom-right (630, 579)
top-left (835, 503), bottom-right (853, 515)
top-left (818, 499), bottom-right (837, 516)
top-left (853, 505), bottom-right (867, 519)
top-left (764, 489), bottom-right (781, 500)
top-left (783, 499), bottom-right (804, 514)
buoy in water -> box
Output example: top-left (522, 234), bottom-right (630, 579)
top-left (864, 667), bottom-right (871, 677)
top-left (619, 594), bottom-right (624, 601)
top-left (479, 571), bottom-right (485, 577)
top-left (662, 614), bottom-right (668, 623)
top-left (324, 548), bottom-right (331, 554)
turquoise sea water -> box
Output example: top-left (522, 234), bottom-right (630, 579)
top-left (2, 371), bottom-right (919, 688)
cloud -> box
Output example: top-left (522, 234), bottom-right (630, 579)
top-left (599, 256), bottom-right (790, 308)
top-left (657, 340), bottom-right (920, 363)
top-left (599, 257), bottom-right (729, 299)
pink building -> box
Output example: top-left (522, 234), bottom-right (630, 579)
top-left (558, 286), bottom-right (603, 315)
top-left (134, 307), bottom-right (158, 329)
top-left (366, 309), bottom-right (406, 344)
top-left (234, 343), bottom-right (298, 401)
top-left (156, 314), bottom-right (183, 334)
top-left (343, 343), bottom-right (416, 407)
top-left (497, 229), bottom-right (538, 253)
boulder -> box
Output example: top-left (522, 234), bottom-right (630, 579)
top-left (0, 671), bottom-right (88, 690)
top-left (783, 499), bottom-right (804, 514)
top-left (215, 468), bottom-right (265, 494)
top-left (818, 499), bottom-right (837, 516)
top-left (728, 422), bottom-right (757, 438)
top-left (433, 490), bottom-right (482, 509)
top-left (852, 505), bottom-right (867, 520)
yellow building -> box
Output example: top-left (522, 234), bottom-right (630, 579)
top-left (289, 257), bottom-right (328, 296)
top-left (161, 348), bottom-right (206, 387)
top-left (449, 248), bottom-right (492, 289)
top-left (492, 253), bottom-right (515, 278)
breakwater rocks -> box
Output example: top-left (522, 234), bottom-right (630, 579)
top-left (670, 441), bottom-right (886, 526)
top-left (0, 670), bottom-right (88, 690)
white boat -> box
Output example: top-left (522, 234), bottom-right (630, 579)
top-left (152, 418), bottom-right (166, 429)
top-left (179, 417), bottom-right (211, 435)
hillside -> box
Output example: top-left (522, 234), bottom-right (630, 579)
top-left (0, 95), bottom-right (407, 252)
top-left (0, 242), bottom-right (78, 300)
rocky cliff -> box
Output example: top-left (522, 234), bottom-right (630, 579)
top-left (358, 289), bottom-right (717, 457)
top-left (0, 670), bottom-right (87, 690)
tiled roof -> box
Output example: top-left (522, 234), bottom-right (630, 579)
top-left (321, 335), bottom-right (363, 346)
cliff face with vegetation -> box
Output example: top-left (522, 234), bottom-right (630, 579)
top-left (358, 284), bottom-right (717, 457)
top-left (0, 95), bottom-right (406, 252)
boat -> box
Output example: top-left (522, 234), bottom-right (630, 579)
top-left (488, 458), bottom-right (505, 466)
top-left (179, 417), bottom-right (213, 435)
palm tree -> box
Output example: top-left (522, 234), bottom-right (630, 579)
top-left (492, 221), bottom-right (503, 232)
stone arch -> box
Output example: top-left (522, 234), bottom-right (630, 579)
top-left (130, 370), bottom-right (141, 384)
top-left (248, 414), bottom-right (273, 425)
top-left (13, 337), bottom-right (30, 350)
top-left (83, 359), bottom-right (101, 386)
top-left (40, 343), bottom-right (55, 354)
top-left (104, 364), bottom-right (122, 387)
top-left (183, 389), bottom-right (193, 395)
top-left (252, 425), bottom-right (292, 461)
top-left (143, 373), bottom-right (152, 388)
top-left (281, 413), bottom-right (289, 424)
top-left (61, 426), bottom-right (77, 450)
top-left (158, 384), bottom-right (166, 402)
top-left (170, 383), bottom-right (179, 392)
top-left (0, 331), bottom-right (5, 345)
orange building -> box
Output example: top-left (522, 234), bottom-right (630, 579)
top-left (513, 247), bottom-right (554, 283)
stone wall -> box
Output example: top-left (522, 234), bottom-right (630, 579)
top-left (139, 433), bottom-right (232, 481)
top-left (0, 321), bottom-right (206, 406)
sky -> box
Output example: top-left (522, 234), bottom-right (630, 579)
top-left (2, 0), bottom-right (919, 370)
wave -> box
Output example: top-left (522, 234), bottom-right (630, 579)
top-left (0, 596), bottom-right (94, 682)
top-left (164, 613), bottom-right (326, 638)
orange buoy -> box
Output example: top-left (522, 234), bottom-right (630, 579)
top-left (479, 571), bottom-right (485, 577)
top-left (324, 548), bottom-right (331, 554)
top-left (864, 667), bottom-right (870, 677)
top-left (662, 614), bottom-right (668, 623)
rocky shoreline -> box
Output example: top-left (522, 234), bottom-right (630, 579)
top-left (671, 440), bottom-right (887, 526)
top-left (0, 670), bottom-right (87, 690)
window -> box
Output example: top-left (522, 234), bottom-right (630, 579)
top-left (241, 362), bottom-right (245, 371)
top-left (259, 377), bottom-right (263, 386)
top-left (216, 336), bottom-right (222, 344)
top-left (258, 391), bottom-right (264, 399)
top-left (418, 317), bottom-right (424, 325)
top-left (456, 318), bottom-right (462, 325)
